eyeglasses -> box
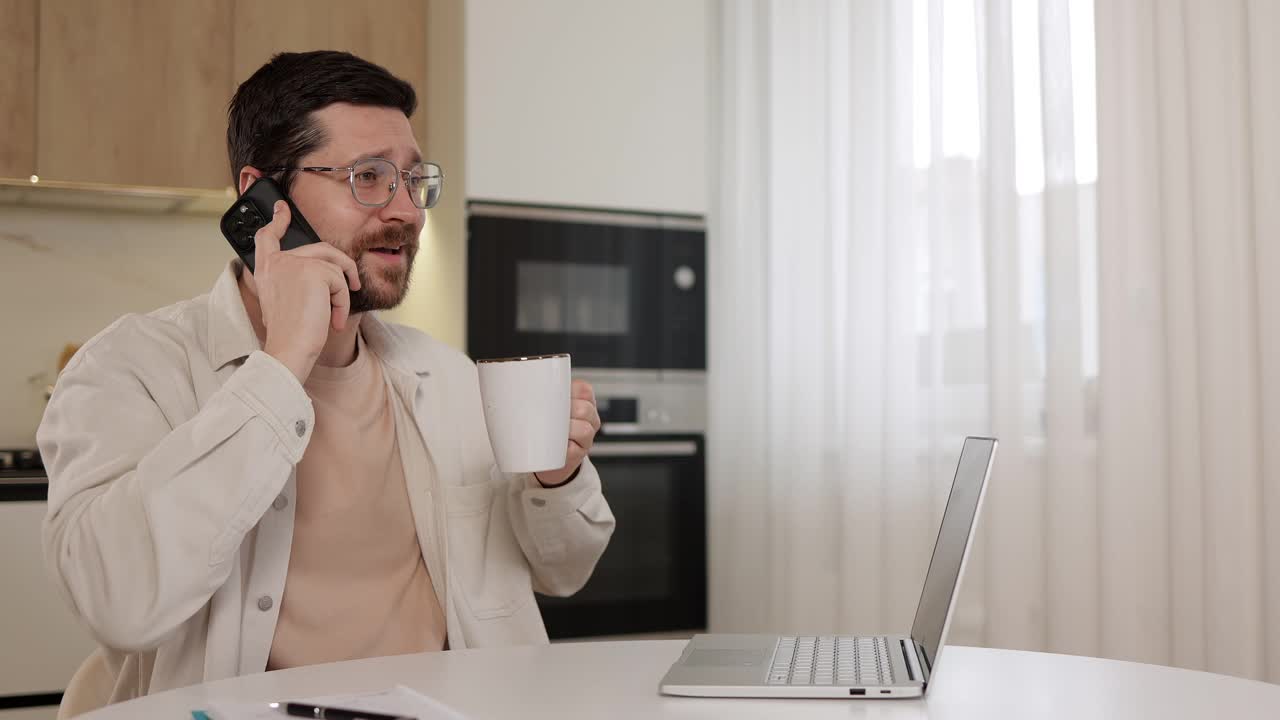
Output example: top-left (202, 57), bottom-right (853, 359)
top-left (269, 157), bottom-right (443, 209)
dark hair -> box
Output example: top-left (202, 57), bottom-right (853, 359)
top-left (226, 50), bottom-right (417, 192)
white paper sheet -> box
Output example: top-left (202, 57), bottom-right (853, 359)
top-left (204, 684), bottom-right (469, 720)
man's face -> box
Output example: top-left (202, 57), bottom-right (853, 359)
top-left (287, 103), bottom-right (426, 314)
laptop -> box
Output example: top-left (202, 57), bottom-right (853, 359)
top-left (659, 436), bottom-right (997, 699)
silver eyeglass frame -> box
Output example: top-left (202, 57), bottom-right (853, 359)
top-left (269, 158), bottom-right (444, 209)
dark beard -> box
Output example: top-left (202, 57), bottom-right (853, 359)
top-left (347, 224), bottom-right (420, 314)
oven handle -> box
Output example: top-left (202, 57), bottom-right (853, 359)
top-left (589, 441), bottom-right (699, 458)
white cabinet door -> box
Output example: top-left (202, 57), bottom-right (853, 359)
top-left (0, 501), bottom-right (98, 698)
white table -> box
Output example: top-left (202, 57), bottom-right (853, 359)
top-left (80, 640), bottom-right (1280, 719)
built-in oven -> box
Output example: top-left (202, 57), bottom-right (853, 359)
top-left (534, 367), bottom-right (707, 638)
top-left (536, 433), bottom-right (706, 639)
top-left (467, 201), bottom-right (706, 371)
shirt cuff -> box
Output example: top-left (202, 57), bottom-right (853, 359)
top-left (533, 465), bottom-right (581, 488)
top-left (223, 350), bottom-right (315, 463)
top-left (519, 458), bottom-right (601, 516)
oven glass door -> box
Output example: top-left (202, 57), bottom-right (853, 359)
top-left (536, 436), bottom-right (706, 638)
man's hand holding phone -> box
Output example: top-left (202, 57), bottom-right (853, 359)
top-left (253, 200), bottom-right (361, 384)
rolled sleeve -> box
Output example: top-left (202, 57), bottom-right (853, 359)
top-left (507, 458), bottom-right (615, 595)
top-left (222, 351), bottom-right (315, 463)
top-left (520, 466), bottom-right (599, 517)
top-left (39, 342), bottom-right (316, 652)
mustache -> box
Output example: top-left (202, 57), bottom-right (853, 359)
top-left (352, 224), bottom-right (420, 255)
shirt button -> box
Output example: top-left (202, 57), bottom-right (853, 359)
top-left (257, 595), bottom-right (273, 612)
top-left (530, 497), bottom-right (547, 507)
top-left (272, 494), bottom-right (288, 511)
top-left (295, 420), bottom-right (307, 437)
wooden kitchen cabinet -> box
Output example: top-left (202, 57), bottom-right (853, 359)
top-left (11, 1), bottom-right (428, 191)
top-left (0, 0), bottom-right (38, 179)
top-left (232, 0), bottom-right (429, 147)
top-left (36, 0), bottom-right (236, 189)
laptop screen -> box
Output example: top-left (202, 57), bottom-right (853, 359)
top-left (909, 437), bottom-right (997, 672)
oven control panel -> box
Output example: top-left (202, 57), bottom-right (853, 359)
top-left (577, 369), bottom-right (706, 435)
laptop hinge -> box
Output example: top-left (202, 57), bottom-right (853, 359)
top-left (902, 638), bottom-right (929, 687)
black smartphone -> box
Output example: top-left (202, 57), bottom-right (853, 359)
top-left (219, 177), bottom-right (323, 273)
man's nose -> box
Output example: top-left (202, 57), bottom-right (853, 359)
top-left (378, 174), bottom-right (424, 224)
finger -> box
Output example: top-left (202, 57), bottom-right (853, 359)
top-left (571, 380), bottom-right (595, 403)
top-left (290, 242), bottom-right (362, 291)
top-left (568, 418), bottom-right (597, 446)
top-left (253, 201), bottom-right (288, 267)
top-left (321, 262), bottom-right (351, 331)
top-left (571, 399), bottom-right (602, 430)
top-left (564, 441), bottom-right (587, 466)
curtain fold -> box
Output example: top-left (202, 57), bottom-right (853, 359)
top-left (709, 0), bottom-right (1279, 682)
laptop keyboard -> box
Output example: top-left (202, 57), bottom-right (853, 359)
top-left (768, 636), bottom-right (896, 686)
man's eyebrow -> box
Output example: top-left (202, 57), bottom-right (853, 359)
top-left (346, 148), bottom-right (423, 166)
top-left (347, 148), bottom-right (391, 165)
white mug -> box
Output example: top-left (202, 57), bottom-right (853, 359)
top-left (477, 353), bottom-right (572, 474)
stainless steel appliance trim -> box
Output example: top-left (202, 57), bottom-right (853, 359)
top-left (476, 353), bottom-right (570, 363)
top-left (591, 441), bottom-right (699, 458)
top-left (468, 202), bottom-right (705, 232)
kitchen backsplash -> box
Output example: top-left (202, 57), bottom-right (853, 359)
top-left (0, 206), bottom-right (234, 447)
top-left (0, 202), bottom-right (464, 449)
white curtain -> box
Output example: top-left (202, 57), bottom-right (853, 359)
top-left (707, 0), bottom-right (1280, 682)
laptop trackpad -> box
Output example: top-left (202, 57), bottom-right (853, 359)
top-left (685, 649), bottom-right (770, 668)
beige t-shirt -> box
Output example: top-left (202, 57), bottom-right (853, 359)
top-left (267, 333), bottom-right (446, 670)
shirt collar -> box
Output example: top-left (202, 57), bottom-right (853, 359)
top-left (207, 261), bottom-right (262, 370)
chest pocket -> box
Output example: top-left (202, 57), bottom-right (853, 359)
top-left (445, 482), bottom-right (533, 619)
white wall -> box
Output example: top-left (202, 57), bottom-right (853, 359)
top-left (383, 0), bottom-right (467, 350)
top-left (465, 0), bottom-right (710, 214)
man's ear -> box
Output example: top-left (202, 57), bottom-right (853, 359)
top-left (237, 166), bottom-right (264, 195)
